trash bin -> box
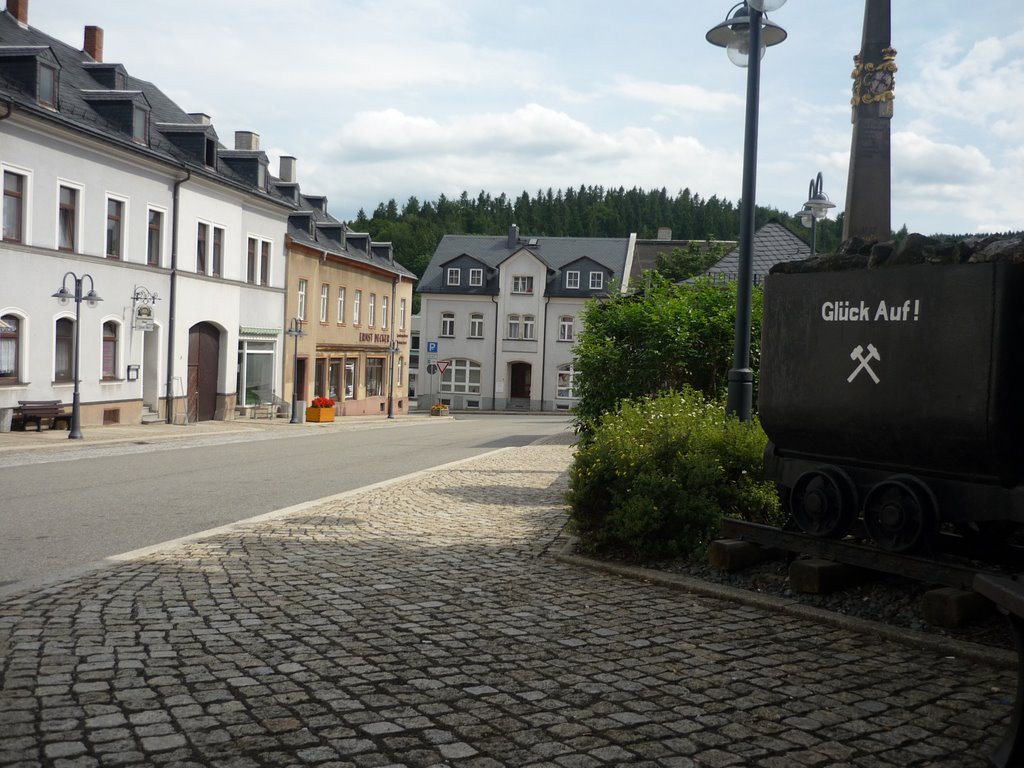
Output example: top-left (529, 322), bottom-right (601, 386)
top-left (0, 407), bottom-right (12, 432)
top-left (296, 400), bottom-right (306, 423)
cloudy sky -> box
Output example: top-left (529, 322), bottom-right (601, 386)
top-left (23, 1), bottom-right (1024, 236)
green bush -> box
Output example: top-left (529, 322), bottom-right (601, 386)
top-left (571, 273), bottom-right (763, 440)
top-left (567, 389), bottom-right (782, 559)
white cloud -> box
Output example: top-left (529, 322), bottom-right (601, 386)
top-left (315, 104), bottom-right (738, 213)
top-left (608, 76), bottom-right (742, 113)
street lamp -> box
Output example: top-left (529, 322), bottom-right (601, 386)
top-left (797, 172), bottom-right (835, 257)
top-left (706, 0), bottom-right (787, 421)
top-left (52, 272), bottom-right (102, 439)
top-left (285, 318), bottom-right (305, 424)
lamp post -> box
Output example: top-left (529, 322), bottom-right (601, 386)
top-left (706, 0), bottom-right (787, 421)
top-left (52, 272), bottom-right (102, 439)
top-left (285, 318), bottom-right (305, 424)
top-left (797, 172), bottom-right (835, 257)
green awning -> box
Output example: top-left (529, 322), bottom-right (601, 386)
top-left (239, 326), bottom-right (281, 337)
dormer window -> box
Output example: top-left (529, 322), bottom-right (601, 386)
top-left (132, 105), bottom-right (148, 144)
top-left (257, 163), bottom-right (267, 190)
top-left (205, 138), bottom-right (217, 167)
top-left (37, 62), bottom-right (57, 108)
top-left (589, 271), bottom-right (604, 290)
top-left (446, 268), bottom-right (461, 286)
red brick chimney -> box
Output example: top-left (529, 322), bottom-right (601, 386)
top-left (84, 25), bottom-right (103, 62)
top-left (7, 0), bottom-right (29, 26)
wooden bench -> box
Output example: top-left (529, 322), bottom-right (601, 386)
top-left (974, 573), bottom-right (1024, 768)
top-left (15, 400), bottom-right (71, 432)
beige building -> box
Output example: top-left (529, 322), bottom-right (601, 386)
top-left (280, 162), bottom-right (415, 417)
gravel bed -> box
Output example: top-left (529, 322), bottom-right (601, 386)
top-left (639, 553), bottom-right (1015, 651)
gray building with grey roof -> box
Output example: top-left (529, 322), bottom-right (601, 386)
top-left (417, 224), bottom-right (635, 411)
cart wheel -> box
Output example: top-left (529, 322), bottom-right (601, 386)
top-left (863, 475), bottom-right (938, 553)
top-left (790, 467), bottom-right (857, 539)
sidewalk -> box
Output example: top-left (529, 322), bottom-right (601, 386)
top-left (0, 412), bottom-right (436, 453)
top-left (0, 440), bottom-right (1013, 767)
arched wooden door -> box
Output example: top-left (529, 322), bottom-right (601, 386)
top-left (187, 322), bottom-right (220, 422)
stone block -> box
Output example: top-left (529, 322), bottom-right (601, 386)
top-left (707, 539), bottom-right (782, 573)
top-left (788, 558), bottom-right (867, 594)
top-left (921, 587), bottom-right (996, 628)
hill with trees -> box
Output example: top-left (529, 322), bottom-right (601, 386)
top-left (348, 186), bottom-right (843, 285)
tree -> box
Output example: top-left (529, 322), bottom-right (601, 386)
top-left (572, 272), bottom-right (763, 438)
top-left (653, 240), bottom-right (730, 282)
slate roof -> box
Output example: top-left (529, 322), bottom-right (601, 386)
top-left (0, 10), bottom-right (293, 208)
top-left (286, 193), bottom-right (416, 280)
top-left (704, 221), bottom-right (811, 284)
top-left (420, 229), bottom-right (632, 294)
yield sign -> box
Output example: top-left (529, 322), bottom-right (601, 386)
top-left (436, 360), bottom-right (450, 375)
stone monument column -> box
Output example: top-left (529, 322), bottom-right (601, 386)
top-left (842, 0), bottom-right (896, 243)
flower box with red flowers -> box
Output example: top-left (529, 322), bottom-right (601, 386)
top-left (306, 397), bottom-right (336, 422)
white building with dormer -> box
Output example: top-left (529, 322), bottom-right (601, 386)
top-left (416, 224), bottom-right (635, 412)
top-left (0, 0), bottom-right (297, 426)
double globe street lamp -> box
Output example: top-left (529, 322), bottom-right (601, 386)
top-left (706, 0), bottom-right (787, 422)
top-left (52, 272), bottom-right (102, 439)
top-left (797, 172), bottom-right (836, 257)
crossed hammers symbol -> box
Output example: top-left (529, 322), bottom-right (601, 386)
top-left (847, 343), bottom-right (880, 383)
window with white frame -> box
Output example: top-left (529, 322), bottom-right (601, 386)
top-left (320, 284), bottom-right (330, 322)
top-left (337, 287), bottom-right (346, 323)
top-left (237, 340), bottom-right (275, 407)
top-left (441, 312), bottom-right (455, 337)
top-left (297, 279), bottom-right (308, 321)
top-left (3, 170), bottom-right (26, 243)
top-left (106, 197), bottom-right (124, 259)
top-left (55, 317), bottom-right (74, 382)
top-left (146, 209), bottom-right (163, 266)
top-left (469, 313), bottom-right (484, 338)
top-left (522, 314), bottom-right (535, 340)
top-left (507, 313), bottom-right (520, 339)
top-left (196, 222), bottom-right (208, 273)
top-left (247, 237), bottom-right (271, 285)
top-left (247, 238), bottom-right (258, 283)
top-left (0, 314), bottom-right (21, 382)
top-left (354, 290), bottom-right (362, 324)
top-left (565, 270), bottom-right (580, 289)
top-left (397, 355), bottom-right (404, 386)
top-left (512, 275), bottom-right (533, 294)
top-left (440, 358), bottom-right (481, 394)
top-left (556, 364), bottom-right (578, 399)
top-left (381, 296), bottom-right (389, 329)
top-left (260, 241), bottom-right (270, 286)
top-left (469, 268), bottom-right (483, 287)
top-left (212, 226), bottom-right (224, 277)
top-left (399, 298), bottom-right (407, 330)
top-left (102, 321), bottom-right (119, 379)
top-left (368, 293), bottom-right (376, 327)
top-left (58, 184), bottom-right (78, 252)
top-left (559, 315), bottom-right (575, 342)
top-left (446, 268), bottom-right (461, 286)
top-left (589, 271), bottom-right (604, 290)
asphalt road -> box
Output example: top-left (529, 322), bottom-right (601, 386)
top-left (0, 414), bottom-right (572, 594)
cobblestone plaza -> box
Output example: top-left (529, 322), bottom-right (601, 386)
top-left (0, 438), bottom-right (1012, 767)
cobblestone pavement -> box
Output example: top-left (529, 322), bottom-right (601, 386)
top-left (0, 439), bottom-right (1014, 767)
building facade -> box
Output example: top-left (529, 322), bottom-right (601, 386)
top-left (1, 0), bottom-right (468, 430)
top-left (281, 163), bottom-right (416, 417)
top-left (1, 1), bottom-right (320, 426)
top-left (417, 225), bottom-right (635, 412)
